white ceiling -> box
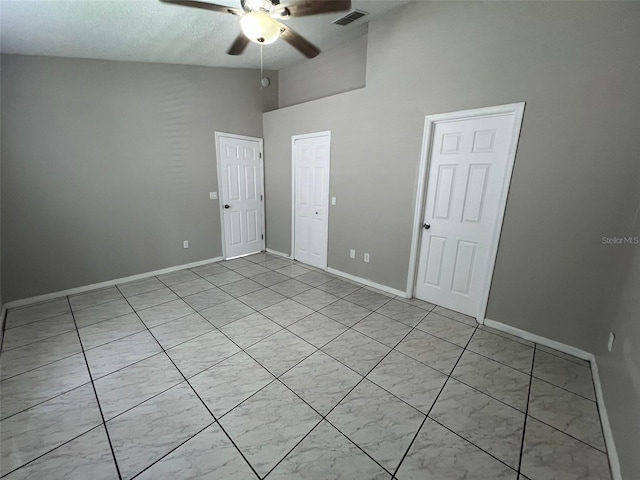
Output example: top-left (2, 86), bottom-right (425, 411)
top-left (0, 0), bottom-right (411, 70)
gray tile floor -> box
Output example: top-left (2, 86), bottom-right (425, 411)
top-left (0, 253), bottom-right (612, 479)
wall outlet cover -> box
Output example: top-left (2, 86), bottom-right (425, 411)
top-left (183, 241), bottom-right (189, 249)
top-left (364, 253), bottom-right (370, 263)
top-left (349, 249), bottom-right (356, 259)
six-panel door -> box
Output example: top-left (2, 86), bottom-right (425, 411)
top-left (219, 135), bottom-right (263, 259)
top-left (415, 114), bottom-right (516, 316)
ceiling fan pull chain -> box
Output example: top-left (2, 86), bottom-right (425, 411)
top-left (260, 44), bottom-right (271, 88)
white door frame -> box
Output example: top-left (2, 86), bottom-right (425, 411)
top-left (291, 131), bottom-right (332, 267)
top-left (214, 131), bottom-right (266, 260)
top-left (406, 103), bottom-right (525, 324)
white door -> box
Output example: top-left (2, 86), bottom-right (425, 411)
top-left (415, 113), bottom-right (518, 316)
top-left (217, 133), bottom-right (264, 259)
top-left (293, 132), bottom-right (331, 269)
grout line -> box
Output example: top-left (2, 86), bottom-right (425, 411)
top-left (0, 349), bottom-right (83, 383)
top-left (4, 260), bottom-right (610, 479)
top-left (79, 328), bottom-right (151, 356)
top-left (126, 292), bottom-right (189, 313)
top-left (534, 344), bottom-right (590, 368)
top-left (66, 297), bottom-right (123, 480)
top-left (262, 306), bottom-right (454, 478)
top-left (136, 308), bottom-right (198, 331)
top-left (68, 290), bottom-right (126, 313)
top-left (0, 377), bottom-right (92, 422)
top-left (530, 374), bottom-right (597, 403)
top-left (429, 309), bottom-right (476, 324)
top-left (2, 322), bottom-right (76, 352)
top-left (113, 285), bottom-right (262, 480)
top-left (517, 345), bottom-right (536, 475)
top-left (2, 308), bottom-right (73, 333)
top-left (190, 265), bottom-right (349, 331)
top-left (461, 346), bottom-right (533, 377)
top-left (0, 424), bottom-right (113, 478)
top-left (84, 350), bottom-right (166, 384)
top-left (1, 323), bottom-right (77, 352)
top-left (162, 277), bottom-right (404, 477)
top-left (94, 376), bottom-right (184, 424)
top-left (128, 421), bottom-right (219, 480)
top-left (428, 417), bottom-right (519, 474)
top-left (261, 354), bottom-right (402, 477)
top-left (524, 413), bottom-right (609, 455)
top-left (476, 324), bottom-right (535, 347)
top-left (426, 367), bottom-right (529, 414)
top-left (74, 307), bottom-right (139, 330)
top-left (391, 325), bottom-right (478, 477)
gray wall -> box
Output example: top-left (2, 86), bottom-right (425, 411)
top-left (1, 54), bottom-right (277, 302)
top-left (278, 34), bottom-right (367, 108)
top-left (263, 1), bottom-right (640, 350)
top-left (597, 197), bottom-right (640, 480)
top-left (263, 2), bottom-right (640, 476)
top-left (0, 54), bottom-right (2, 318)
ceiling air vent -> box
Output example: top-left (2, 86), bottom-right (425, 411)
top-left (332, 9), bottom-right (368, 26)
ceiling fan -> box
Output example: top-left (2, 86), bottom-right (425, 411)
top-left (160, 0), bottom-right (352, 58)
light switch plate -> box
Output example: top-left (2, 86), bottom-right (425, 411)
top-left (209, 192), bottom-right (218, 200)
top-left (331, 197), bottom-right (337, 206)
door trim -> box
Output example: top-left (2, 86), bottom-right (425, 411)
top-left (214, 131), bottom-right (266, 260)
top-left (406, 103), bottom-right (525, 323)
top-left (291, 131), bottom-right (332, 268)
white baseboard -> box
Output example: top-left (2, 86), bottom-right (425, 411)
top-left (5, 257), bottom-right (223, 310)
top-left (266, 248), bottom-right (292, 259)
top-left (590, 359), bottom-right (622, 480)
top-left (326, 267), bottom-right (407, 298)
top-left (265, 250), bottom-right (407, 299)
top-left (484, 317), bottom-right (621, 480)
top-left (484, 318), bottom-right (592, 361)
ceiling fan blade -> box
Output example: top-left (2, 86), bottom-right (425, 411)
top-left (227, 33), bottom-right (250, 55)
top-left (159, 0), bottom-right (243, 16)
top-left (277, 0), bottom-right (351, 18)
top-left (278, 23), bottom-right (320, 58)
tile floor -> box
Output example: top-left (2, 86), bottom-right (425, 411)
top-left (0, 253), bottom-right (612, 479)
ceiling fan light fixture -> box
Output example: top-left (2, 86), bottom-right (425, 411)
top-left (240, 11), bottom-right (281, 45)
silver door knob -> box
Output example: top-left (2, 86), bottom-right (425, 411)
top-left (423, 223), bottom-right (431, 230)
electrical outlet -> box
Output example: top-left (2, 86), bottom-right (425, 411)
top-left (183, 241), bottom-right (189, 249)
top-left (349, 249), bottom-right (356, 259)
top-left (209, 192), bottom-right (218, 200)
top-left (331, 196), bottom-right (337, 206)
top-left (364, 253), bottom-right (370, 263)
top-left (607, 332), bottom-right (615, 352)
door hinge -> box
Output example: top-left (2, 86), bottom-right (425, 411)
top-left (259, 152), bottom-right (262, 159)
top-left (261, 234), bottom-right (264, 240)
top-left (260, 194), bottom-right (263, 201)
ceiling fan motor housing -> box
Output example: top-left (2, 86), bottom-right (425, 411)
top-left (241, 0), bottom-right (279, 13)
